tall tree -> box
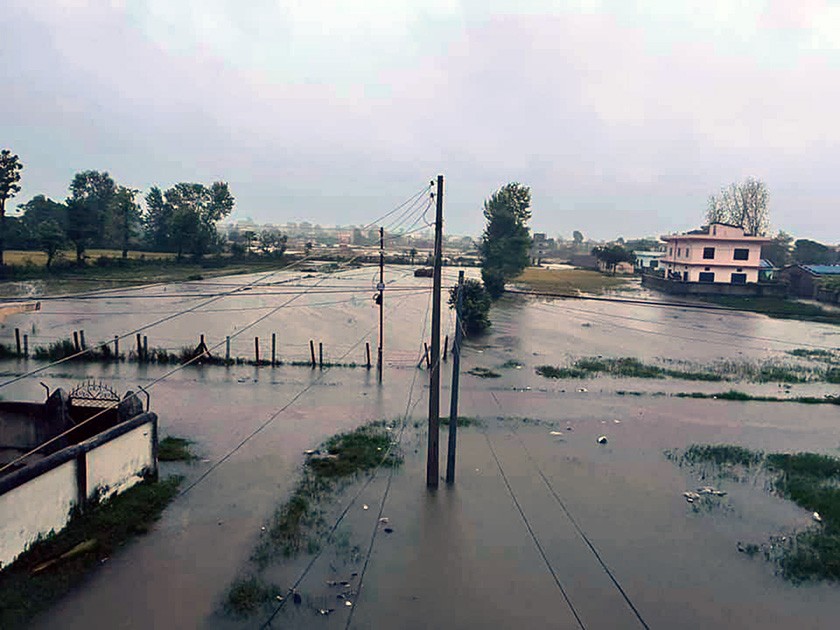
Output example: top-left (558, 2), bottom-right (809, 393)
top-left (0, 149), bottom-right (24, 266)
top-left (705, 177), bottom-right (770, 236)
top-left (108, 186), bottom-right (141, 258)
top-left (143, 186), bottom-right (172, 251)
top-left (592, 244), bottom-right (635, 275)
top-left (479, 182), bottom-right (532, 298)
top-left (66, 170), bottom-right (116, 262)
top-left (34, 219), bottom-right (67, 268)
top-left (793, 239), bottom-right (833, 265)
top-left (761, 231), bottom-right (793, 267)
top-left (572, 230), bottom-right (584, 245)
top-left (163, 182), bottom-right (235, 259)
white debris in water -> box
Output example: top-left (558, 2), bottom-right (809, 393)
top-left (596, 435), bottom-right (608, 444)
top-left (813, 512), bottom-right (823, 523)
top-left (683, 491), bottom-right (701, 503)
top-left (613, 419), bottom-right (621, 424)
top-left (362, 504), bottom-right (369, 510)
top-left (697, 486), bottom-right (727, 497)
top-left (345, 600), bottom-right (353, 607)
top-left (549, 431), bottom-right (564, 436)
top-left (379, 517), bottom-right (389, 524)
top-left (578, 387), bottom-right (588, 393)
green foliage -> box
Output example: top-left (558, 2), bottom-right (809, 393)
top-left (0, 149), bottom-right (24, 265)
top-left (158, 437), bottom-right (196, 462)
top-left (761, 230), bottom-right (793, 267)
top-left (467, 367), bottom-right (501, 378)
top-left (591, 244), bottom-right (635, 274)
top-left (33, 219), bottom-right (67, 268)
top-left (479, 183), bottom-right (532, 299)
top-left (449, 278), bottom-right (491, 336)
top-left (225, 576), bottom-right (281, 617)
top-left (682, 444), bottom-right (764, 467)
top-left (705, 177), bottom-right (770, 236)
top-left (66, 170), bottom-right (116, 262)
top-left (107, 186), bottom-right (141, 258)
top-left (793, 238), bottom-right (836, 265)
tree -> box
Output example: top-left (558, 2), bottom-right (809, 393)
top-left (409, 247), bottom-right (417, 265)
top-left (761, 231), bottom-right (793, 267)
top-left (0, 149), bottom-right (24, 266)
top-left (592, 244), bottom-right (635, 275)
top-left (18, 195), bottom-right (67, 228)
top-left (108, 186), bottom-right (141, 258)
top-left (66, 170), bottom-right (116, 262)
top-left (793, 239), bottom-right (834, 265)
top-left (449, 278), bottom-right (491, 336)
top-left (34, 219), bottom-right (67, 268)
top-left (705, 177), bottom-right (770, 236)
top-left (162, 182), bottom-right (235, 259)
top-left (258, 229), bottom-right (287, 257)
top-left (479, 183), bottom-right (532, 299)
top-left (572, 230), bottom-right (584, 245)
top-left (144, 186), bottom-right (172, 251)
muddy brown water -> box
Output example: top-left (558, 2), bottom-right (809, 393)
top-left (0, 266), bottom-right (837, 628)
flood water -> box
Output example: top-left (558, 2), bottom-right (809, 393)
top-left (2, 266), bottom-right (838, 628)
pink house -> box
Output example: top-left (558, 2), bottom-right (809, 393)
top-left (660, 223), bottom-right (770, 284)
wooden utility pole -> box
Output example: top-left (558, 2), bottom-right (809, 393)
top-left (446, 270), bottom-right (464, 484)
top-left (377, 226), bottom-right (385, 383)
top-left (426, 174), bottom-right (444, 489)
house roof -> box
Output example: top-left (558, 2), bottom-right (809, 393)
top-left (802, 264), bottom-right (840, 275)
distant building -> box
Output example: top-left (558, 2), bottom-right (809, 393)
top-left (633, 250), bottom-right (665, 271)
top-left (779, 264), bottom-right (840, 298)
top-left (660, 223), bottom-right (770, 284)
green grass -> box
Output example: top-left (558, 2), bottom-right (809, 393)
top-left (466, 367), bottom-right (502, 378)
top-left (535, 357), bottom-right (725, 381)
top-left (499, 359), bottom-right (524, 369)
top-left (513, 267), bottom-right (631, 294)
top-left (251, 421), bottom-right (401, 566)
top-left (438, 416), bottom-right (480, 428)
top-left (0, 476), bottom-right (182, 628)
top-left (224, 576), bottom-right (282, 618)
top-left (673, 390), bottom-right (840, 405)
top-left (157, 437), bottom-right (196, 462)
top-left (673, 445), bottom-right (840, 582)
top-left (536, 365), bottom-right (587, 379)
top-left (701, 296), bottom-right (840, 326)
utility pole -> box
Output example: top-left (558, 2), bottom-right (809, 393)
top-left (427, 174), bottom-right (444, 489)
top-left (446, 270), bottom-right (464, 485)
top-left (377, 226), bottom-right (385, 384)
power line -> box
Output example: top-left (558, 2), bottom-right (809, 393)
top-left (489, 392), bottom-right (649, 629)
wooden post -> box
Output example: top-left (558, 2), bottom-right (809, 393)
top-left (114, 336), bottom-right (119, 360)
top-left (424, 342), bottom-right (431, 368)
top-left (319, 342), bottom-right (324, 369)
top-left (446, 270), bottom-right (464, 485)
top-left (427, 174), bottom-right (444, 489)
top-left (23, 334), bottom-right (28, 358)
top-left (365, 342), bottom-right (371, 369)
top-left (443, 334), bottom-right (449, 362)
top-left (143, 336), bottom-right (148, 359)
top-left (79, 330), bottom-right (86, 350)
top-left (14, 328), bottom-right (21, 356)
top-left (309, 340), bottom-right (316, 367)
top-left (136, 333), bottom-right (142, 360)
top-left (225, 336), bottom-right (231, 364)
top-left (73, 331), bottom-right (81, 353)
top-left (271, 333), bottom-right (276, 366)
top-left (254, 337), bottom-right (260, 364)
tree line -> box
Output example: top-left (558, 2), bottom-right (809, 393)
top-left (0, 149), bottom-right (245, 268)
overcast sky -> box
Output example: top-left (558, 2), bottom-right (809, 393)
top-left (4, 1), bottom-right (839, 241)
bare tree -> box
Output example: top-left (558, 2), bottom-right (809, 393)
top-left (705, 177), bottom-right (769, 236)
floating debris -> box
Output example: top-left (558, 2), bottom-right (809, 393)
top-left (303, 449), bottom-right (319, 456)
top-left (379, 517), bottom-right (389, 524)
top-left (362, 504), bottom-right (369, 510)
top-left (345, 600), bottom-right (353, 607)
top-left (384, 527), bottom-right (394, 534)
top-left (814, 512), bottom-right (823, 523)
top-left (326, 580), bottom-right (339, 587)
top-left (613, 419), bottom-right (622, 424)
top-left (293, 592), bottom-right (302, 605)
top-left (578, 387), bottom-right (588, 393)
top-left (683, 491), bottom-right (701, 503)
top-left (596, 436), bottom-right (608, 445)
top-left (697, 486), bottom-right (727, 497)
top-left (549, 431), bottom-right (564, 436)
top-left (318, 608), bottom-right (335, 616)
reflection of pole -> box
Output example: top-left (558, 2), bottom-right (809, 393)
top-left (377, 226), bottom-right (384, 384)
top-left (427, 174), bottom-right (444, 489)
top-left (446, 270), bottom-right (464, 485)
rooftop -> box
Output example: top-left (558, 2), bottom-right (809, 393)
top-left (802, 264), bottom-right (840, 275)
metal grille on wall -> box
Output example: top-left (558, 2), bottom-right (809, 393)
top-left (68, 379), bottom-right (121, 407)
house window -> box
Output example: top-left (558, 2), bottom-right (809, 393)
top-left (736, 268), bottom-right (742, 272)
top-left (698, 272), bottom-right (715, 283)
top-left (650, 260), bottom-right (658, 269)
top-left (704, 267), bottom-right (710, 271)
top-left (669, 247), bottom-right (673, 256)
top-left (703, 247), bottom-right (715, 259)
top-left (733, 248), bottom-right (749, 261)
top-left (677, 247), bottom-right (681, 256)
top-left (686, 248), bottom-right (690, 257)
top-left (731, 273), bottom-right (747, 285)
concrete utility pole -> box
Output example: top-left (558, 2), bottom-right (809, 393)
top-left (427, 174), bottom-right (444, 489)
top-left (377, 226), bottom-right (385, 384)
top-left (446, 269), bottom-right (464, 485)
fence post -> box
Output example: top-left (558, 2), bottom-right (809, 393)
top-left (225, 336), bottom-right (231, 364)
top-left (443, 334), bottom-right (448, 362)
top-left (79, 330), bottom-right (86, 350)
top-left (143, 336), bottom-right (148, 360)
top-left (319, 342), bottom-right (324, 369)
top-left (15, 328), bottom-right (21, 356)
top-left (23, 334), bottom-right (28, 358)
top-left (309, 340), bottom-right (316, 367)
top-left (73, 331), bottom-right (81, 353)
top-left (136, 333), bottom-right (142, 360)
top-left (365, 342), bottom-right (371, 369)
top-left (271, 333), bottom-right (276, 366)
top-left (255, 337), bottom-right (260, 364)
top-left (114, 336), bottom-right (119, 361)
top-left (424, 342), bottom-right (431, 368)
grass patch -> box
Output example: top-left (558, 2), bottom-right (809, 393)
top-left (467, 367), bottom-right (501, 378)
top-left (438, 416), bottom-right (480, 428)
top-left (500, 359), bottom-right (524, 369)
top-left (157, 436), bottom-right (196, 462)
top-left (513, 267), bottom-right (630, 294)
top-left (536, 357), bottom-right (724, 381)
top-left (252, 421), bottom-right (401, 566)
top-left (224, 576), bottom-right (282, 617)
top-left (788, 348), bottom-right (838, 362)
top-left (672, 445), bottom-right (840, 582)
top-left (700, 296), bottom-right (840, 326)
top-left (0, 476), bottom-right (182, 628)
top-left (674, 390), bottom-right (840, 405)
top-left (536, 364), bottom-right (587, 379)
